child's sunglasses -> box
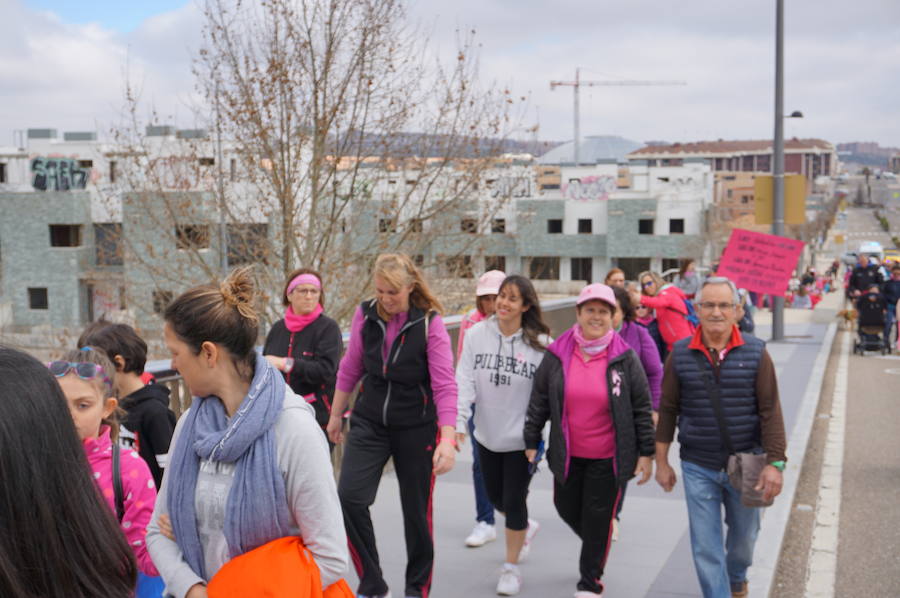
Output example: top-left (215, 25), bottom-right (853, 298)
top-left (47, 361), bottom-right (109, 383)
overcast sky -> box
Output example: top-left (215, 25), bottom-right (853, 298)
top-left (4, 0), bottom-right (900, 149)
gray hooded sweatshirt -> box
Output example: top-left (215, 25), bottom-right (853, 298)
top-left (455, 316), bottom-right (549, 452)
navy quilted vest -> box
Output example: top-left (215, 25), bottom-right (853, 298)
top-left (672, 334), bottom-right (765, 471)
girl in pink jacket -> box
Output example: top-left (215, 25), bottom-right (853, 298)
top-left (50, 347), bottom-right (160, 577)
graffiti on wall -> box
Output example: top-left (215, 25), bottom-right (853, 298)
top-left (31, 157), bottom-right (89, 191)
top-left (489, 176), bottom-right (533, 199)
top-left (562, 175), bottom-right (616, 201)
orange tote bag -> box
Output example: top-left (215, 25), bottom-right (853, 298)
top-left (207, 536), bottom-right (354, 598)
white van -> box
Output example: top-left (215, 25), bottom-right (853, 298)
top-left (858, 241), bottom-right (884, 262)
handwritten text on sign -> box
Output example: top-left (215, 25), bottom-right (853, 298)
top-left (717, 229), bottom-right (804, 295)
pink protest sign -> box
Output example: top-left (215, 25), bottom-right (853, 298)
top-left (717, 229), bottom-right (805, 295)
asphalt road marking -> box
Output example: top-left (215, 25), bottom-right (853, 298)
top-left (883, 368), bottom-right (900, 375)
top-left (804, 331), bottom-right (849, 597)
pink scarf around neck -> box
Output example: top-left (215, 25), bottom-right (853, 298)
top-left (284, 304), bottom-right (323, 333)
top-left (574, 326), bottom-right (614, 355)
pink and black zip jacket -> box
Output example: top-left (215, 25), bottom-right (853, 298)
top-left (83, 425), bottom-right (159, 576)
top-left (263, 314), bottom-right (343, 429)
top-left (524, 328), bottom-right (655, 485)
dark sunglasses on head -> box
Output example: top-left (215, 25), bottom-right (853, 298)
top-left (47, 361), bottom-right (109, 383)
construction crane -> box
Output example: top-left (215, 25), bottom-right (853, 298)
top-left (550, 68), bottom-right (686, 165)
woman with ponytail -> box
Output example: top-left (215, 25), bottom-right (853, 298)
top-left (327, 253), bottom-right (458, 598)
top-left (524, 283), bottom-right (655, 598)
top-left (263, 268), bottom-right (343, 440)
top-left (146, 267), bottom-right (349, 598)
top-left (455, 275), bottom-right (550, 595)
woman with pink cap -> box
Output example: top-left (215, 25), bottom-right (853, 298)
top-left (457, 269), bottom-right (506, 549)
top-left (458, 270), bottom-right (507, 358)
top-left (525, 283), bottom-right (655, 598)
top-left (263, 267), bottom-right (343, 441)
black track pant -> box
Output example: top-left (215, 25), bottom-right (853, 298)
top-left (553, 457), bottom-right (621, 594)
top-left (338, 415), bottom-right (437, 598)
top-left (476, 444), bottom-right (533, 530)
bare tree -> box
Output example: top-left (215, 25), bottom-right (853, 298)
top-left (187, 0), bottom-right (523, 323)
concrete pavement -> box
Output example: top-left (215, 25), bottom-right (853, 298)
top-left (342, 297), bottom-right (841, 598)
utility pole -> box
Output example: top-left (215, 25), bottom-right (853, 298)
top-left (550, 68), bottom-right (685, 166)
top-left (772, 0), bottom-right (786, 341)
top-left (215, 79), bottom-right (228, 276)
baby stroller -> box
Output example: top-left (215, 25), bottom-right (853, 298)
top-left (854, 291), bottom-right (890, 355)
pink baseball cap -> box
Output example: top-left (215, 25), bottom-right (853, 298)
top-left (476, 270), bottom-right (506, 296)
top-left (576, 283), bottom-right (617, 308)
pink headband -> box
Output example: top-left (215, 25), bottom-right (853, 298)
top-left (287, 273), bottom-right (322, 295)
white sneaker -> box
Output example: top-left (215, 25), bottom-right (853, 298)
top-left (465, 521), bottom-right (497, 547)
top-left (496, 564), bottom-right (521, 596)
top-left (517, 519), bottom-right (540, 562)
top-left (573, 591), bottom-right (602, 598)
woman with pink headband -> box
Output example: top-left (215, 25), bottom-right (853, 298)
top-left (263, 267), bottom-right (343, 443)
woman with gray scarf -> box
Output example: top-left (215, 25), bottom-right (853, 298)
top-left (146, 268), bottom-right (347, 598)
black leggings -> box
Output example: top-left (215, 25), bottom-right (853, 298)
top-left (338, 416), bottom-right (436, 598)
top-left (476, 444), bottom-right (533, 531)
top-left (554, 457), bottom-right (621, 594)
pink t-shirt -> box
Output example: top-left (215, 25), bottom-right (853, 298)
top-left (565, 346), bottom-right (616, 459)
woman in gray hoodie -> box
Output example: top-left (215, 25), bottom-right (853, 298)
top-left (455, 275), bottom-right (551, 596)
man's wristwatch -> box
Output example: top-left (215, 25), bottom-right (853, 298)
top-left (770, 460), bottom-right (786, 472)
top-left (283, 357), bottom-right (295, 373)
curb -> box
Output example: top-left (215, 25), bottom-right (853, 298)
top-left (748, 321), bottom-right (838, 598)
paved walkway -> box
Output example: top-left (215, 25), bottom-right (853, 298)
top-left (344, 299), bottom-right (839, 598)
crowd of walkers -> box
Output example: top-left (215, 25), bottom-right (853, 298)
top-left (0, 254), bottom-right (789, 598)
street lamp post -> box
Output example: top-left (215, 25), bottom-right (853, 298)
top-left (772, 0), bottom-right (786, 341)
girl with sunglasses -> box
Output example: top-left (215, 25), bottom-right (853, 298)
top-left (49, 347), bottom-right (160, 578)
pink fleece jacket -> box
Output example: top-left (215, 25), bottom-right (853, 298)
top-left (640, 284), bottom-right (695, 350)
top-left (564, 345), bottom-right (616, 459)
top-left (337, 306), bottom-right (458, 427)
top-left (456, 308), bottom-right (486, 360)
top-left (84, 425), bottom-right (159, 576)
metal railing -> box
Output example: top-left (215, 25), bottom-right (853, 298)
top-left (147, 297), bottom-right (579, 420)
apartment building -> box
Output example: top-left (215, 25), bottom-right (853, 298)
top-left (0, 126), bottom-right (715, 334)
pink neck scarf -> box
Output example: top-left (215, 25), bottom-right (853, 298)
top-left (574, 326), bottom-right (614, 355)
top-left (284, 303), bottom-right (323, 333)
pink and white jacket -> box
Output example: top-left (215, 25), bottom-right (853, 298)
top-left (84, 425), bottom-right (159, 576)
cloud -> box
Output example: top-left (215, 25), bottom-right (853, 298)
top-left (0, 0), bottom-right (199, 143)
top-left (410, 0), bottom-right (900, 146)
top-left (2, 0), bottom-right (899, 148)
